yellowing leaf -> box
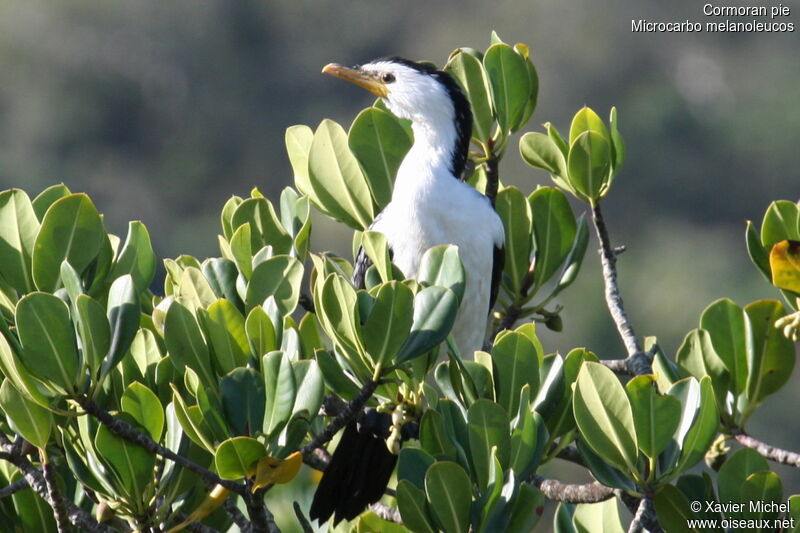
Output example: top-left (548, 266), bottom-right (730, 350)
top-left (252, 451), bottom-right (303, 491)
top-left (770, 240), bottom-right (800, 293)
top-left (166, 485), bottom-right (229, 533)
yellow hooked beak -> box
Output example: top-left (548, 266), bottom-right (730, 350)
top-left (322, 63), bottom-right (389, 98)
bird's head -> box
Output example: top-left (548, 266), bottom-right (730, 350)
top-left (323, 57), bottom-right (472, 176)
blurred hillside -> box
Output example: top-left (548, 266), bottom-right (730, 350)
top-left (1, 0), bottom-right (798, 505)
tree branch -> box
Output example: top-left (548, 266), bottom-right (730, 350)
top-left (591, 203), bottom-right (652, 376)
top-left (0, 477), bottom-right (29, 499)
top-left (223, 496), bottom-right (251, 532)
top-left (41, 452), bottom-right (70, 533)
top-left (300, 379), bottom-right (378, 459)
top-left (733, 430), bottom-right (800, 468)
top-left (628, 496), bottom-right (663, 533)
top-left (79, 398), bottom-right (246, 495)
top-left (243, 488), bottom-right (280, 533)
top-left (529, 475), bottom-right (615, 503)
top-left (293, 502), bottom-right (314, 533)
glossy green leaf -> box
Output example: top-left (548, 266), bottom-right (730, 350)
top-left (220, 195), bottom-right (243, 241)
top-left (519, 132), bottom-right (567, 179)
top-left (245, 306), bottom-right (277, 358)
top-left (230, 223), bottom-right (253, 280)
top-left (569, 106), bottom-right (610, 144)
top-left (362, 281), bottom-right (414, 368)
top-left (530, 187), bottom-right (577, 288)
top-left (75, 294), bottom-right (111, 377)
top-left (31, 184), bottom-right (71, 220)
top-left (204, 299), bottom-right (249, 374)
top-left (397, 479), bottom-right (436, 533)
top-left (102, 274), bottom-right (141, 380)
top-left (760, 200), bottom-right (800, 247)
top-left (567, 131), bottom-right (611, 203)
top-left (573, 362), bottom-right (638, 473)
top-left (741, 471), bottom-right (783, 522)
top-left (285, 125), bottom-right (317, 203)
top-left (425, 461), bottom-right (472, 533)
top-left (419, 409), bottom-right (458, 460)
top-left (315, 350), bottom-right (361, 400)
top-left (121, 381), bottom-right (164, 441)
top-left (717, 448), bottom-right (769, 512)
top-left (308, 119), bottom-right (374, 229)
top-left (483, 43), bottom-right (531, 132)
top-left (572, 499), bottom-right (624, 533)
top-left (231, 197), bottom-right (292, 256)
top-left (215, 437), bottom-right (268, 479)
top-left (745, 300), bottom-right (796, 408)
top-left (495, 186), bottom-right (533, 294)
top-left (492, 330), bottom-right (539, 414)
top-left (262, 351), bottom-right (296, 438)
top-left (398, 447), bottom-right (436, 490)
top-left (176, 266), bottom-right (217, 311)
top-left (506, 484), bottom-right (543, 533)
top-left (654, 485), bottom-right (701, 533)
top-left (552, 214), bottom-right (589, 297)
top-left (95, 416), bottom-right (156, 497)
top-left (395, 286), bottom-right (458, 364)
top-left (467, 399), bottom-right (510, 489)
top-left (674, 377), bottom-right (719, 474)
top-left (111, 221), bottom-right (156, 291)
top-left (164, 299), bottom-right (216, 387)
top-left (746, 220), bottom-right (772, 281)
top-left (291, 360), bottom-right (324, 418)
top-left (220, 368), bottom-right (265, 436)
top-left (245, 255), bottom-right (303, 316)
top-left (509, 386), bottom-right (545, 480)
top-left (700, 298), bottom-right (748, 396)
top-left (676, 328), bottom-right (730, 407)
top-left (0, 379), bottom-right (52, 448)
top-left (360, 230), bottom-right (393, 283)
top-left (16, 292), bottom-right (80, 393)
top-left (348, 107), bottom-right (411, 209)
top-left (445, 50), bottom-right (494, 142)
top-left (0, 189), bottom-right (39, 293)
top-left (576, 440), bottom-right (637, 492)
top-left (32, 193), bottom-right (105, 292)
top-left (608, 107), bottom-right (625, 172)
top-left (417, 245), bottom-right (465, 304)
top-left (625, 375), bottom-right (681, 459)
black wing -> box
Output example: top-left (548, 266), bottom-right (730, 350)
top-left (488, 244), bottom-right (504, 314)
top-left (352, 246), bottom-right (372, 290)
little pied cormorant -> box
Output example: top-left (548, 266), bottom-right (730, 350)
top-left (309, 57), bottom-right (505, 526)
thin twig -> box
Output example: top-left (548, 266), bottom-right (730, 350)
top-left (0, 478), bottom-right (28, 499)
top-left (591, 203), bottom-right (652, 376)
top-left (369, 502), bottom-right (403, 524)
top-left (80, 398), bottom-right (245, 495)
top-left (223, 496), bottom-right (251, 532)
top-left (243, 489), bottom-right (280, 533)
top-left (300, 379), bottom-right (378, 458)
top-left (293, 502), bottom-right (314, 533)
top-left (733, 431), bottom-right (800, 467)
top-left (41, 452), bottom-right (70, 533)
top-left (528, 475), bottom-right (615, 503)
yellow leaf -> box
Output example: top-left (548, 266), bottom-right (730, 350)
top-left (770, 240), bottom-right (800, 293)
top-left (252, 451), bottom-right (303, 492)
top-left (165, 485), bottom-right (228, 533)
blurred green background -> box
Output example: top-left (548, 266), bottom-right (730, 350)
top-left (1, 0), bottom-right (797, 525)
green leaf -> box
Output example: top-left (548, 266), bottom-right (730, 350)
top-left (308, 119), bottom-right (375, 229)
top-left (674, 377), bottom-right (719, 474)
top-left (760, 200), bottom-right (800, 247)
top-left (676, 329), bottom-right (730, 408)
top-left (530, 187), bottom-right (577, 289)
top-left (741, 471), bottom-right (782, 522)
top-left (95, 416), bottom-right (156, 497)
top-left (419, 409), bottom-right (458, 460)
top-left (519, 132), bottom-right (568, 179)
top-left (0, 379), bottom-right (52, 448)
top-left (315, 350), bottom-right (361, 400)
top-left (348, 107), bottom-right (412, 209)
top-left (121, 381), bottom-right (164, 441)
top-left (214, 437), bottom-right (268, 479)
top-left (700, 298), bottom-right (748, 396)
top-left (362, 281), bottom-right (414, 368)
top-left (567, 131), bottom-right (611, 203)
top-left (417, 245), bottom-right (466, 304)
top-left (483, 43), bottom-right (531, 132)
top-left (285, 125), bottom-right (316, 203)
top-left (203, 299), bottom-right (249, 374)
top-left (231, 197), bottom-right (292, 256)
top-left (467, 399), bottom-right (510, 489)
top-left (16, 292), bottom-right (80, 393)
top-left (395, 286), bottom-right (458, 364)
top-left (220, 195), bottom-right (243, 241)
top-left (397, 479), bottom-right (436, 533)
top-left (31, 184), bottom-right (71, 220)
top-left (360, 231), bottom-right (393, 283)
top-left (291, 360), bottom-right (324, 418)
top-left (744, 299), bottom-right (796, 408)
top-left (246, 255), bottom-right (303, 316)
top-left (445, 50), bottom-right (494, 142)
top-left (101, 274), bottom-right (141, 380)
top-left (576, 440), bottom-right (637, 492)
top-left (220, 368), bottom-right (265, 436)
top-left (75, 294), bottom-right (111, 377)
top-left (506, 484), bottom-right (544, 533)
top-left (425, 461), bottom-right (472, 533)
top-left (608, 107), bottom-right (625, 174)
top-left (492, 331), bottom-right (540, 414)
top-left (230, 223), bottom-right (253, 280)
top-left (164, 299), bottom-right (216, 387)
top-left (746, 220), bottom-right (772, 282)
top-left (717, 448), bottom-right (769, 512)
top-left (495, 187), bottom-right (533, 294)
top-left (32, 193), bottom-right (106, 292)
top-left (572, 499), bottom-right (624, 533)
top-left (510, 386), bottom-right (545, 480)
top-left (654, 484), bottom-right (701, 533)
top-left (111, 221), bottom-right (156, 291)
top-left (245, 306), bottom-right (277, 358)
top-left (625, 375), bottom-right (681, 460)
top-left (0, 189), bottom-right (39, 293)
top-left (572, 361), bottom-right (638, 474)
top-left (569, 106), bottom-right (610, 144)
top-left (262, 351), bottom-right (296, 438)
top-left (552, 214), bottom-right (590, 297)
top-left (398, 447), bottom-right (436, 490)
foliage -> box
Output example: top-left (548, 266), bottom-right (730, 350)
top-left (0, 32), bottom-right (797, 533)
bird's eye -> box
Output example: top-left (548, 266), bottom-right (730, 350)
top-left (381, 72), bottom-right (396, 83)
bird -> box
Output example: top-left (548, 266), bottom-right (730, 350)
top-left (309, 57), bottom-right (505, 526)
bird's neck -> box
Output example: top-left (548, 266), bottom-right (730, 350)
top-left (394, 115), bottom-right (461, 199)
